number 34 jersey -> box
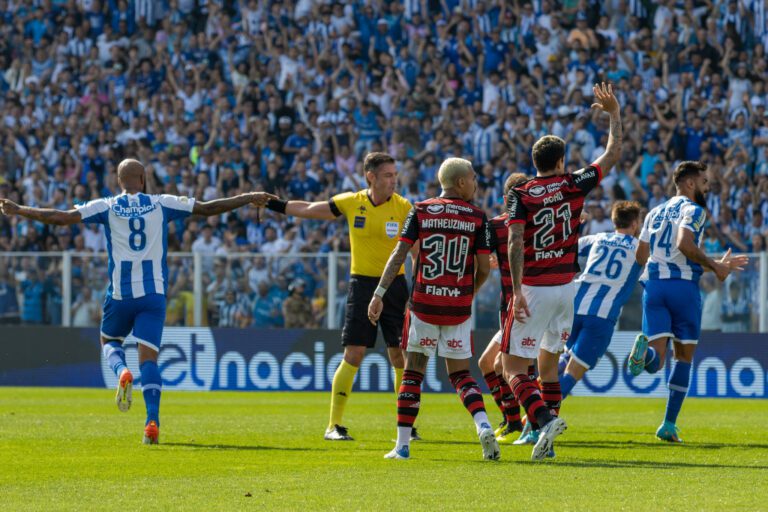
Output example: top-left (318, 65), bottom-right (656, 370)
top-left (639, 195), bottom-right (706, 283)
top-left (574, 232), bottom-right (643, 323)
top-left (76, 193), bottom-right (196, 300)
top-left (506, 164), bottom-right (602, 286)
top-left (399, 197), bottom-right (491, 325)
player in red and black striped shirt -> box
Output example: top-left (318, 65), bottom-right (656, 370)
top-left (477, 173), bottom-right (530, 442)
top-left (501, 83), bottom-right (624, 460)
top-left (368, 158), bottom-right (499, 461)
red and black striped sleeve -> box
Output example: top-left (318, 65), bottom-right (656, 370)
top-left (475, 213), bottom-right (491, 254)
top-left (571, 163), bottom-right (602, 194)
top-left (505, 187), bottom-right (527, 224)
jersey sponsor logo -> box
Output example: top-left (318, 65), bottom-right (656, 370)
top-left (574, 168), bottom-right (595, 185)
top-left (111, 203), bottom-right (156, 218)
top-left (521, 337), bottom-right (537, 347)
top-left (354, 216), bottom-right (366, 228)
top-left (385, 221), bottom-right (399, 238)
top-left (426, 204), bottom-right (445, 215)
top-left (425, 284), bottom-right (461, 297)
top-left (419, 337), bottom-right (437, 347)
top-left (546, 180), bottom-right (569, 193)
top-left (535, 248), bottom-right (565, 261)
top-left (507, 194), bottom-right (520, 217)
top-left (529, 185), bottom-right (546, 197)
top-left (542, 191), bottom-right (564, 206)
top-left (446, 339), bottom-right (463, 349)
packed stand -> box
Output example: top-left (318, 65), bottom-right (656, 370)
top-left (0, 0), bottom-right (765, 329)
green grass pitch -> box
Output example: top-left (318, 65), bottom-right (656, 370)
top-left (1, 388), bottom-right (766, 511)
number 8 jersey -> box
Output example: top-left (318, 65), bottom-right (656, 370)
top-left (76, 193), bottom-right (196, 300)
top-left (639, 195), bottom-right (706, 282)
top-left (399, 197), bottom-right (491, 325)
top-left (506, 164), bottom-right (602, 286)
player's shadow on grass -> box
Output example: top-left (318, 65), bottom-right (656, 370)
top-left (520, 459), bottom-right (768, 470)
top-left (557, 440), bottom-right (768, 451)
top-left (163, 442), bottom-right (327, 452)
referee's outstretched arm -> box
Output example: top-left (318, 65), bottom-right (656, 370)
top-left (266, 197), bottom-right (338, 220)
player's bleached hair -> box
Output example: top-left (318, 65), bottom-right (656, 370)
top-left (503, 172), bottom-right (529, 195)
top-left (438, 158), bottom-right (474, 188)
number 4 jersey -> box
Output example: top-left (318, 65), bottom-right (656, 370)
top-left (76, 193), bottom-right (196, 300)
top-left (399, 197), bottom-right (491, 325)
top-left (506, 164), bottom-right (602, 286)
top-left (639, 195), bottom-right (706, 282)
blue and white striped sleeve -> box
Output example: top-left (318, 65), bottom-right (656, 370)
top-left (157, 194), bottom-right (196, 222)
top-left (578, 235), bottom-right (596, 258)
top-left (680, 204), bottom-right (706, 234)
top-left (75, 198), bottom-right (110, 225)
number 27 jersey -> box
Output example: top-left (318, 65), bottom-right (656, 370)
top-left (639, 195), bottom-right (706, 282)
top-left (76, 193), bottom-right (196, 300)
top-left (506, 164), bottom-right (602, 286)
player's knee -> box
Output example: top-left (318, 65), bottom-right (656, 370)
top-left (565, 359), bottom-right (587, 380)
top-left (343, 346), bottom-right (365, 367)
top-left (405, 352), bottom-right (428, 373)
top-left (387, 347), bottom-right (404, 368)
top-left (478, 350), bottom-right (494, 373)
top-left (137, 342), bottom-right (159, 363)
top-left (493, 353), bottom-right (504, 375)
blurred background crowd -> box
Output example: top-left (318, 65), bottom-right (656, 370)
top-left (0, 0), bottom-right (765, 330)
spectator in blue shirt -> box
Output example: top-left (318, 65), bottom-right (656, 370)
top-left (21, 269), bottom-right (44, 324)
top-left (252, 281), bottom-right (282, 328)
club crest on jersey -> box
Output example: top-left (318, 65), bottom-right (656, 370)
top-left (529, 185), bottom-right (546, 197)
top-left (354, 216), bottom-right (366, 228)
top-left (385, 221), bottom-right (399, 238)
top-left (426, 204), bottom-right (445, 215)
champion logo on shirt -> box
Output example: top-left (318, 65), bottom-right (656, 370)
top-left (111, 203), bottom-right (156, 218)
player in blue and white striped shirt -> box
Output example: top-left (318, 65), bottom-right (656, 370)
top-left (627, 161), bottom-right (748, 443)
top-left (0, 159), bottom-right (274, 444)
top-left (558, 201), bottom-right (644, 401)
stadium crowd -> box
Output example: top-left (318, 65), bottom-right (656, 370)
top-left (0, 0), bottom-right (765, 329)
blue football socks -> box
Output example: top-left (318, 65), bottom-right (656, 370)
top-left (102, 342), bottom-right (128, 377)
top-left (560, 373), bottom-right (577, 400)
top-left (664, 360), bottom-right (692, 425)
top-left (140, 361), bottom-right (162, 427)
top-left (644, 347), bottom-right (661, 374)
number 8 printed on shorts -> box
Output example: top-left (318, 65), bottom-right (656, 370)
top-left (129, 217), bottom-right (147, 251)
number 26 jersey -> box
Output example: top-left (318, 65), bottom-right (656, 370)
top-left (506, 164), bottom-right (602, 286)
top-left (399, 197), bottom-right (491, 325)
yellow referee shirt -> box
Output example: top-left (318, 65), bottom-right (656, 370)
top-left (329, 190), bottom-right (412, 277)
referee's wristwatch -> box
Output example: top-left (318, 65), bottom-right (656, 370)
top-left (374, 285), bottom-right (387, 298)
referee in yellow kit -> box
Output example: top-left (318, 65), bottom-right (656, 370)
top-left (265, 152), bottom-right (416, 441)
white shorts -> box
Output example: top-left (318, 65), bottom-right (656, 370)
top-left (502, 282), bottom-right (575, 359)
top-left (405, 311), bottom-right (473, 360)
top-left (491, 329), bottom-right (502, 345)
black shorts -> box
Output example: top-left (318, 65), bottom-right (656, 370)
top-left (341, 274), bottom-right (409, 348)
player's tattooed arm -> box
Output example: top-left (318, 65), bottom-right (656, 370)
top-left (507, 223), bottom-right (525, 292)
top-left (193, 192), bottom-right (275, 216)
top-left (590, 82), bottom-right (623, 172)
top-left (378, 241), bottom-right (412, 290)
top-left (368, 241), bottom-right (412, 324)
top-left (0, 199), bottom-right (81, 225)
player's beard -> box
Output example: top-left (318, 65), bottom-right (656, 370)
top-left (693, 189), bottom-right (706, 207)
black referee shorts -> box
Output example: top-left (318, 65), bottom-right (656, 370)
top-left (341, 274), bottom-right (409, 348)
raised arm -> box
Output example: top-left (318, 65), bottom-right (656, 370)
top-left (590, 82), bottom-right (623, 173)
top-left (192, 191), bottom-right (274, 216)
top-left (0, 199), bottom-right (81, 225)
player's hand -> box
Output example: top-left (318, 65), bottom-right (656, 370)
top-left (590, 82), bottom-right (620, 116)
top-left (250, 192), bottom-right (278, 207)
top-left (0, 198), bottom-right (19, 216)
top-left (719, 248), bottom-right (749, 272)
top-left (512, 292), bottom-right (530, 323)
top-left (367, 296), bottom-right (383, 325)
